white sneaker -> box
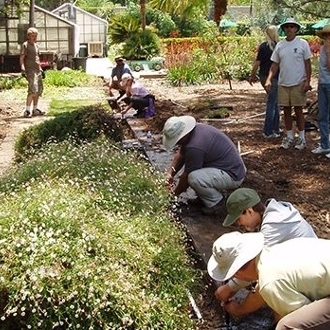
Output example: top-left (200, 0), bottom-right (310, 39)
top-left (311, 146), bottom-right (330, 154)
top-left (263, 133), bottom-right (281, 139)
top-left (326, 152), bottom-right (330, 159)
top-left (280, 137), bottom-right (294, 149)
top-left (294, 138), bottom-right (306, 150)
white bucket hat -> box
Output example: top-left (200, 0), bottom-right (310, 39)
top-left (162, 115), bottom-right (196, 150)
top-left (207, 231), bottom-right (264, 282)
top-left (120, 73), bottom-right (133, 87)
top-left (280, 17), bottom-right (301, 31)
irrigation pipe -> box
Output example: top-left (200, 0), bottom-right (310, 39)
top-left (186, 290), bottom-right (203, 321)
top-left (223, 111), bottom-right (266, 125)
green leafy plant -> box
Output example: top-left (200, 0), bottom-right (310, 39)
top-left (14, 105), bottom-right (122, 162)
top-left (108, 14), bottom-right (141, 45)
top-left (44, 70), bottom-right (99, 88)
top-left (166, 35), bottom-right (263, 86)
top-left (122, 29), bottom-right (161, 60)
top-left (0, 76), bottom-right (27, 90)
top-left (205, 108), bottom-right (231, 119)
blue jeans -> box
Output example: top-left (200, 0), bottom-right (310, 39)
top-left (260, 76), bottom-right (280, 136)
top-left (318, 83), bottom-right (330, 149)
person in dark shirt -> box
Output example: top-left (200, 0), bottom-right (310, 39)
top-left (163, 116), bottom-right (246, 215)
top-left (249, 25), bottom-right (280, 139)
top-left (108, 56), bottom-right (133, 97)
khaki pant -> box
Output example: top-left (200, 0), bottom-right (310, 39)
top-left (188, 168), bottom-right (244, 208)
top-left (276, 296), bottom-right (330, 330)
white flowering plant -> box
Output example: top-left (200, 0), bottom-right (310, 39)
top-left (0, 139), bottom-right (201, 329)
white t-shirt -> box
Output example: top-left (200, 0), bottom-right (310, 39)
top-left (271, 37), bottom-right (312, 87)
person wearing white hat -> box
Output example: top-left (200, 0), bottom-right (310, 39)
top-left (118, 73), bottom-right (155, 118)
top-left (214, 188), bottom-right (317, 320)
top-left (208, 231), bottom-right (330, 329)
top-left (311, 25), bottom-right (330, 157)
top-left (265, 17), bottom-right (312, 151)
top-left (162, 116), bottom-right (246, 215)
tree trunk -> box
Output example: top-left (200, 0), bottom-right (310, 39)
top-left (140, 0), bottom-right (146, 31)
top-left (214, 0), bottom-right (227, 26)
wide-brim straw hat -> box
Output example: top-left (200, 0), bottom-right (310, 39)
top-left (316, 25), bottom-right (330, 38)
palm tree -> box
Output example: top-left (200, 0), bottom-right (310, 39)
top-left (140, 0), bottom-right (146, 30)
top-left (148, 0), bottom-right (208, 19)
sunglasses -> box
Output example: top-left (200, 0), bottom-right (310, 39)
top-left (284, 24), bottom-right (297, 29)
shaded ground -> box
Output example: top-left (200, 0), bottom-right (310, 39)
top-left (1, 77), bottom-right (330, 329)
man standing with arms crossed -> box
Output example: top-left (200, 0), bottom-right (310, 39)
top-left (265, 18), bottom-right (312, 150)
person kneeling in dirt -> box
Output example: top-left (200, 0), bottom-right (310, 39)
top-left (118, 73), bottom-right (155, 118)
top-left (208, 231), bottom-right (330, 330)
top-left (108, 56), bottom-right (133, 97)
top-left (214, 188), bottom-right (317, 324)
top-left (162, 116), bottom-right (246, 215)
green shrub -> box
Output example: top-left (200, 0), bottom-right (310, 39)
top-left (122, 29), bottom-right (161, 60)
top-left (0, 76), bottom-right (27, 90)
top-left (0, 139), bottom-right (200, 329)
top-left (15, 105), bottom-right (123, 162)
top-left (108, 13), bottom-right (140, 45)
top-left (44, 70), bottom-right (99, 88)
top-left (166, 35), bottom-right (263, 86)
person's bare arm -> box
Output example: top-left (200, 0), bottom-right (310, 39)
top-left (174, 172), bottom-right (189, 196)
top-left (165, 150), bottom-right (185, 192)
top-left (223, 290), bottom-right (266, 316)
top-left (215, 284), bottom-right (236, 302)
top-left (265, 62), bottom-right (279, 92)
top-left (20, 53), bottom-right (25, 71)
top-left (125, 79), bottom-right (133, 97)
top-left (248, 60), bottom-right (261, 85)
top-left (303, 58), bottom-right (312, 92)
top-left (121, 102), bottom-right (133, 115)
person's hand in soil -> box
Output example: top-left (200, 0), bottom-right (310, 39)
top-left (165, 174), bottom-right (175, 194)
top-left (221, 289), bottom-right (266, 317)
top-left (214, 284), bottom-right (236, 303)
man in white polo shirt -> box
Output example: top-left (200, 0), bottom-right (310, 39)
top-left (265, 17), bottom-right (312, 150)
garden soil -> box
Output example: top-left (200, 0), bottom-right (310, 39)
top-left (1, 76), bottom-right (330, 329)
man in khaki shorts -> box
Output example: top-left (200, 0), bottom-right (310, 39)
top-left (265, 18), bottom-right (312, 150)
top-left (20, 27), bottom-right (45, 118)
